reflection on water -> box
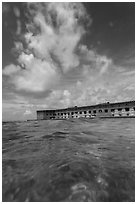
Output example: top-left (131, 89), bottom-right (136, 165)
top-left (2, 118), bottom-right (135, 201)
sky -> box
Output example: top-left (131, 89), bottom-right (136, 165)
top-left (2, 2), bottom-right (135, 121)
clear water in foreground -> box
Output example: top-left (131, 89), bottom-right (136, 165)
top-left (2, 118), bottom-right (135, 202)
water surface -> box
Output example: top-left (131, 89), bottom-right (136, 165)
top-left (2, 118), bottom-right (135, 201)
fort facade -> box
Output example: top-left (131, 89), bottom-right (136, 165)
top-left (37, 100), bottom-right (135, 120)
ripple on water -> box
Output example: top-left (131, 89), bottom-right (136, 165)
top-left (42, 134), bottom-right (67, 140)
top-left (69, 183), bottom-right (94, 202)
top-left (2, 119), bottom-right (135, 202)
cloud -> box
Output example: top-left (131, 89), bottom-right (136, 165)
top-left (40, 61), bottom-right (135, 109)
top-left (3, 64), bottom-right (21, 75)
top-left (3, 2), bottom-right (112, 96)
top-left (16, 19), bottom-right (22, 35)
top-left (79, 45), bottom-right (112, 75)
top-left (3, 2), bottom-right (135, 119)
top-left (96, 56), bottom-right (112, 74)
top-left (13, 6), bottom-right (22, 35)
top-left (14, 56), bottom-right (60, 92)
top-left (3, 2), bottom-right (89, 93)
top-left (24, 109), bottom-right (32, 115)
top-left (13, 6), bottom-right (20, 17)
top-left (25, 3), bottom-right (87, 72)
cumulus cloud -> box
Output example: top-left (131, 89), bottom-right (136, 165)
top-left (79, 45), bottom-right (112, 75)
top-left (3, 2), bottom-right (132, 110)
top-left (25, 2), bottom-right (87, 72)
top-left (3, 2), bottom-right (89, 94)
top-left (14, 56), bottom-right (59, 92)
top-left (41, 61), bottom-right (135, 109)
top-left (3, 64), bottom-right (21, 75)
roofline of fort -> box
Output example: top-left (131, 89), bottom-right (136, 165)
top-left (37, 100), bottom-right (135, 113)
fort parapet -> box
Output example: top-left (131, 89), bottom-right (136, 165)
top-left (37, 100), bottom-right (135, 120)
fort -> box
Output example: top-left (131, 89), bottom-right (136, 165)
top-left (37, 100), bottom-right (135, 120)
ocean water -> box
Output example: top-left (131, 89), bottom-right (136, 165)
top-left (2, 118), bottom-right (135, 202)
